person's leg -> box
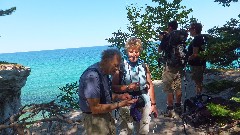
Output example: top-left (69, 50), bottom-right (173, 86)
top-left (84, 113), bottom-right (116, 135)
top-left (175, 69), bottom-right (182, 104)
top-left (174, 90), bottom-right (182, 114)
top-left (109, 115), bottom-right (117, 135)
top-left (175, 90), bottom-right (182, 104)
top-left (167, 93), bottom-right (174, 107)
top-left (162, 65), bottom-right (176, 117)
top-left (172, 68), bottom-right (183, 114)
top-left (82, 113), bottom-right (92, 135)
top-left (195, 81), bottom-right (203, 95)
top-left (118, 106), bottom-right (134, 135)
top-left (137, 95), bottom-right (151, 135)
top-left (191, 66), bottom-right (204, 95)
top-left (162, 65), bottom-right (174, 107)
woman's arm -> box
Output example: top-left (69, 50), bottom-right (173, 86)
top-left (146, 65), bottom-right (156, 105)
top-left (112, 70), bottom-right (129, 92)
top-left (112, 70), bottom-right (139, 92)
top-left (146, 64), bottom-right (158, 117)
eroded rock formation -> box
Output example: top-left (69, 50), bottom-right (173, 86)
top-left (0, 64), bottom-right (30, 134)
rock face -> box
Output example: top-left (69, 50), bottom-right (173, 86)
top-left (0, 64), bottom-right (30, 131)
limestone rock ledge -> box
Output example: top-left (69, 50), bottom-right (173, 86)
top-left (0, 64), bottom-right (31, 127)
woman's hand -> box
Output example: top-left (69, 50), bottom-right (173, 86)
top-left (127, 82), bottom-right (140, 91)
top-left (151, 105), bottom-right (158, 118)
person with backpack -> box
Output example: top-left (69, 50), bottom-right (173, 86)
top-left (158, 31), bottom-right (169, 67)
top-left (78, 49), bottom-right (138, 135)
top-left (160, 20), bottom-right (187, 117)
top-left (112, 37), bottom-right (158, 135)
top-left (187, 22), bottom-right (206, 95)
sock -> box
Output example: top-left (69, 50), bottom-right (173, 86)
top-left (175, 103), bottom-right (181, 107)
top-left (167, 106), bottom-right (173, 110)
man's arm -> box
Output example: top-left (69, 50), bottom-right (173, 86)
top-left (87, 97), bottom-right (137, 114)
top-left (189, 47), bottom-right (199, 60)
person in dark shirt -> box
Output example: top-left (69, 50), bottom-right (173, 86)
top-left (187, 22), bottom-right (206, 95)
top-left (159, 20), bottom-right (183, 118)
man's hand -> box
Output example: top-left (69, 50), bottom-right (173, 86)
top-left (118, 93), bottom-right (132, 100)
top-left (119, 98), bottom-right (138, 107)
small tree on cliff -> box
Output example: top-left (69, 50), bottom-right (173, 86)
top-left (0, 7), bottom-right (16, 16)
top-left (106, 0), bottom-right (193, 80)
top-left (0, 7), bottom-right (16, 38)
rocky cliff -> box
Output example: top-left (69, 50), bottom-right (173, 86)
top-left (0, 64), bottom-right (30, 130)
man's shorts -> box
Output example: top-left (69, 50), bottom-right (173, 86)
top-left (190, 66), bottom-right (204, 83)
top-left (83, 112), bottom-right (116, 135)
top-left (162, 64), bottom-right (183, 93)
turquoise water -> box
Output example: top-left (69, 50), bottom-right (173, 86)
top-left (0, 46), bottom-right (238, 105)
top-left (0, 46), bottom-right (109, 105)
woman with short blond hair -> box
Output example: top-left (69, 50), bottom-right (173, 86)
top-left (112, 37), bottom-right (158, 135)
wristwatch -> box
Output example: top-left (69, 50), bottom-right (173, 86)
top-left (151, 103), bottom-right (156, 106)
top-left (126, 85), bottom-right (129, 90)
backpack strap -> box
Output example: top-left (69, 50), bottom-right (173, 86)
top-left (141, 63), bottom-right (150, 86)
top-left (118, 62), bottom-right (149, 95)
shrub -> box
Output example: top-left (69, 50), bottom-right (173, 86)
top-left (57, 81), bottom-right (80, 110)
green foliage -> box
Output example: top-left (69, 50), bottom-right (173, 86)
top-left (206, 80), bottom-right (240, 123)
top-left (106, 0), bottom-right (193, 80)
top-left (204, 79), bottom-right (240, 94)
top-left (207, 103), bottom-right (240, 119)
top-left (203, 17), bottom-right (240, 69)
top-left (0, 7), bottom-right (16, 16)
top-left (207, 103), bottom-right (230, 117)
top-left (231, 97), bottom-right (240, 102)
top-left (57, 81), bottom-right (80, 111)
top-left (214, 0), bottom-right (238, 7)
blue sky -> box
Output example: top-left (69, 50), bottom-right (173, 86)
top-left (0, 0), bottom-right (239, 53)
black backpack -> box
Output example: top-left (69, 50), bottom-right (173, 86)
top-left (182, 94), bottom-right (213, 128)
top-left (182, 94), bottom-right (240, 128)
top-left (165, 30), bottom-right (188, 67)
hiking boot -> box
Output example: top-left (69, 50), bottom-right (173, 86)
top-left (174, 103), bottom-right (182, 115)
top-left (164, 106), bottom-right (176, 118)
top-left (196, 94), bottom-right (202, 101)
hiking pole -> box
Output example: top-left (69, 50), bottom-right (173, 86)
top-left (181, 63), bottom-right (189, 135)
top-left (183, 63), bottom-right (188, 100)
top-left (181, 112), bottom-right (189, 135)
